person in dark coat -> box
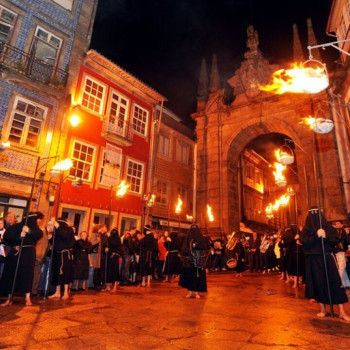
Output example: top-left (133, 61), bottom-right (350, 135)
top-left (71, 231), bottom-right (92, 291)
top-left (139, 227), bottom-right (156, 287)
top-left (48, 217), bottom-right (76, 299)
top-left (104, 228), bottom-right (123, 292)
top-left (179, 223), bottom-right (209, 298)
top-left (233, 234), bottom-right (246, 277)
top-left (300, 208), bottom-right (350, 321)
top-left (0, 211), bottom-right (44, 306)
top-left (163, 231), bottom-right (182, 282)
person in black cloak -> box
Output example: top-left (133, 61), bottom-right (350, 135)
top-left (179, 223), bottom-right (209, 298)
top-left (0, 211), bottom-right (44, 306)
top-left (300, 208), bottom-right (350, 321)
top-left (139, 226), bottom-right (156, 287)
top-left (104, 228), bottom-right (123, 293)
top-left (48, 217), bottom-right (76, 300)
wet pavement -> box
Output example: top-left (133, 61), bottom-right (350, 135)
top-left (0, 272), bottom-right (349, 349)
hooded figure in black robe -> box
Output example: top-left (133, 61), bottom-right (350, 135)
top-left (300, 208), bottom-right (349, 320)
top-left (105, 228), bottom-right (123, 290)
top-left (179, 223), bottom-right (209, 298)
top-left (0, 212), bottom-right (43, 306)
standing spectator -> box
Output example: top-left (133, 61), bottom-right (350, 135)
top-left (0, 212), bottom-right (44, 306)
top-left (233, 234), bottom-right (246, 277)
top-left (120, 228), bottom-right (136, 285)
top-left (139, 227), bottom-right (156, 287)
top-left (212, 238), bottom-right (224, 271)
top-left (163, 232), bottom-right (182, 282)
top-left (300, 208), bottom-right (349, 321)
top-left (333, 220), bottom-right (350, 288)
top-left (5, 211), bottom-right (17, 228)
top-left (0, 218), bottom-right (6, 278)
top-left (260, 232), bottom-right (270, 274)
top-left (71, 231), bottom-right (92, 292)
top-left (48, 218), bottom-right (76, 299)
top-left (179, 223), bottom-right (209, 299)
top-left (248, 231), bottom-right (260, 272)
top-left (157, 234), bottom-right (167, 279)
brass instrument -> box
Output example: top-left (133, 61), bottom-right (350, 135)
top-left (226, 231), bottom-right (238, 251)
top-left (260, 235), bottom-right (270, 254)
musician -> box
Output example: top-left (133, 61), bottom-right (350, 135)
top-left (179, 223), bottom-right (209, 298)
top-left (248, 231), bottom-right (260, 272)
top-left (300, 208), bottom-right (349, 321)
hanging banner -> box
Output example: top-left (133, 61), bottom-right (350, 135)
top-left (101, 143), bottom-right (122, 187)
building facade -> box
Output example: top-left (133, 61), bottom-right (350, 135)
top-left (0, 0), bottom-right (98, 220)
top-left (56, 50), bottom-right (166, 234)
top-left (150, 106), bottom-right (196, 233)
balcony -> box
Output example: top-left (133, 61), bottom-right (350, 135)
top-left (0, 41), bottom-right (68, 87)
top-left (102, 117), bottom-right (134, 146)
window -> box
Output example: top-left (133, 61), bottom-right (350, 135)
top-left (7, 97), bottom-right (47, 149)
top-left (82, 76), bottom-right (106, 114)
top-left (69, 140), bottom-right (96, 181)
top-left (99, 144), bottom-right (122, 186)
top-left (158, 134), bottom-right (170, 158)
top-left (108, 91), bottom-right (129, 132)
top-left (0, 5), bottom-right (17, 43)
top-left (30, 27), bottom-right (62, 66)
top-left (132, 104), bottom-right (148, 136)
top-left (156, 180), bottom-right (168, 204)
top-left (126, 159), bottom-right (144, 194)
top-left (176, 141), bottom-right (190, 165)
top-left (52, 0), bottom-right (73, 11)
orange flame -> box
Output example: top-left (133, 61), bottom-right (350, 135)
top-left (275, 148), bottom-right (294, 164)
top-left (116, 180), bottom-right (129, 198)
top-left (273, 162), bottom-right (287, 187)
top-left (207, 204), bottom-right (214, 222)
top-left (265, 193), bottom-right (290, 217)
top-left (259, 62), bottom-right (328, 95)
top-left (175, 196), bottom-right (183, 214)
top-left (299, 116), bottom-right (316, 130)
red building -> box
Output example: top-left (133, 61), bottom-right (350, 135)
top-left (54, 50), bottom-right (166, 234)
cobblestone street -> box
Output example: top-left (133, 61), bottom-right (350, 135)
top-left (0, 272), bottom-right (349, 350)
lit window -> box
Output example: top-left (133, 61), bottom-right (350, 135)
top-left (108, 91), bottom-right (129, 134)
top-left (156, 180), bottom-right (168, 204)
top-left (7, 97), bottom-right (47, 149)
top-left (0, 5), bottom-right (16, 43)
top-left (69, 140), bottom-right (96, 181)
top-left (132, 104), bottom-right (148, 136)
top-left (158, 134), bottom-right (170, 158)
top-left (126, 159), bottom-right (144, 194)
top-left (81, 76), bottom-right (106, 114)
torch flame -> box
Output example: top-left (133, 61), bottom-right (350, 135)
top-left (265, 193), bottom-right (290, 217)
top-left (207, 204), bottom-right (214, 222)
top-left (259, 62), bottom-right (328, 95)
top-left (175, 196), bottom-right (183, 214)
top-left (116, 180), bottom-right (129, 198)
top-left (52, 158), bottom-right (73, 171)
top-left (273, 162), bottom-right (287, 187)
top-left (299, 116), bottom-right (316, 130)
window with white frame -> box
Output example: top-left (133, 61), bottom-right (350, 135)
top-left (132, 104), bottom-right (148, 136)
top-left (69, 140), bottom-right (96, 181)
top-left (126, 159), bottom-right (144, 194)
top-left (7, 97), bottom-right (47, 149)
top-left (0, 5), bottom-right (17, 43)
top-left (156, 179), bottom-right (168, 204)
top-left (81, 76), bottom-right (106, 114)
top-left (176, 141), bottom-right (190, 165)
top-left (108, 91), bottom-right (129, 130)
top-left (30, 27), bottom-right (62, 66)
top-left (158, 134), bottom-right (170, 158)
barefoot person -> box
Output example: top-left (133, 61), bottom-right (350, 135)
top-left (300, 208), bottom-right (350, 321)
top-left (48, 218), bottom-right (75, 300)
top-left (179, 223), bottom-right (209, 299)
top-left (0, 212), bottom-right (44, 306)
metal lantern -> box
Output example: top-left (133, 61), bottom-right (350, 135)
top-left (301, 59), bottom-right (329, 94)
top-left (313, 118), bottom-right (334, 134)
top-left (275, 178), bottom-right (287, 187)
top-left (278, 144), bottom-right (294, 165)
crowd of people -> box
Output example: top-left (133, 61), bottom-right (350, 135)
top-left (0, 209), bottom-right (349, 321)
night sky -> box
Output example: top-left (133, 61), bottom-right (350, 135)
top-left (90, 0), bottom-right (335, 125)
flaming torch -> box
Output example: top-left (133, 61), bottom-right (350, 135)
top-left (175, 196), bottom-right (183, 232)
top-left (273, 162), bottom-right (287, 187)
top-left (275, 147), bottom-right (294, 165)
top-left (116, 180), bottom-right (129, 198)
top-left (259, 61), bottom-right (329, 95)
top-left (49, 158), bottom-right (73, 177)
top-left (299, 116), bottom-right (334, 134)
top-left (207, 204), bottom-right (214, 222)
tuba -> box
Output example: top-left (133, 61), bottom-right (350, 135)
top-left (226, 231), bottom-right (238, 251)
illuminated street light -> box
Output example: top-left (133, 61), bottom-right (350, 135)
top-left (0, 141), bottom-right (10, 152)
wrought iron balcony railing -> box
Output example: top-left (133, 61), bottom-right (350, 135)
top-left (102, 117), bottom-right (134, 146)
top-left (0, 41), bottom-right (68, 87)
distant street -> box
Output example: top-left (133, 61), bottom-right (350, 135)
top-left (0, 272), bottom-right (349, 350)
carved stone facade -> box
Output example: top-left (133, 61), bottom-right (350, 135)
top-left (192, 25), bottom-right (346, 235)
